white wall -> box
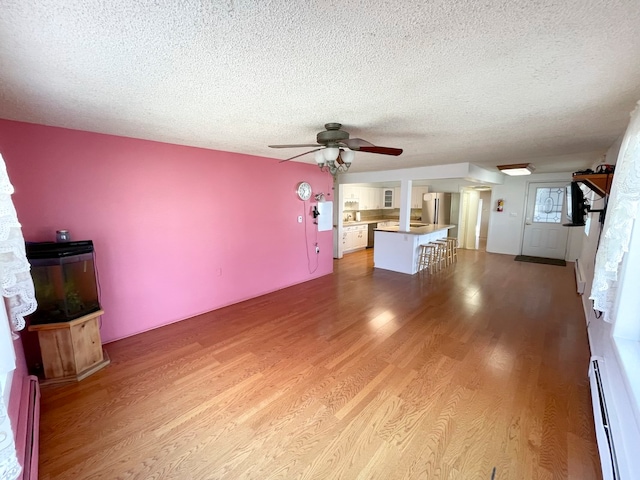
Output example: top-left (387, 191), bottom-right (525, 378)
top-left (479, 191), bottom-right (491, 239)
top-left (485, 171), bottom-right (582, 259)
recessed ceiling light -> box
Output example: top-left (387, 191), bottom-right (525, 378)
top-left (497, 163), bottom-right (535, 176)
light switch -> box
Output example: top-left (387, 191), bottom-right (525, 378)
top-left (297, 215), bottom-right (303, 223)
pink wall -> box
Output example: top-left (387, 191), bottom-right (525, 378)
top-left (0, 119), bottom-right (334, 342)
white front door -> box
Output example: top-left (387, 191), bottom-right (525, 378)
top-left (522, 182), bottom-right (569, 259)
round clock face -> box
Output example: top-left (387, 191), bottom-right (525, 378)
top-left (297, 182), bottom-right (312, 201)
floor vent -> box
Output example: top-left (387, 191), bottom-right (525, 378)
top-left (16, 375), bottom-right (40, 480)
top-left (589, 358), bottom-right (620, 480)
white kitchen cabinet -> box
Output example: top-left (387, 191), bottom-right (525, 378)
top-left (392, 187), bottom-right (427, 209)
top-left (356, 188), bottom-right (368, 210)
top-left (343, 225), bottom-right (368, 253)
top-left (411, 186), bottom-right (429, 209)
top-left (344, 186), bottom-right (358, 199)
top-left (382, 188), bottom-right (394, 209)
top-left (358, 187), bottom-right (380, 210)
top-left (393, 187), bottom-right (401, 208)
top-left (343, 185), bottom-right (360, 210)
top-left (372, 188), bottom-right (382, 209)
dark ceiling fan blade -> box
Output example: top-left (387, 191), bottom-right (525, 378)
top-left (342, 138), bottom-right (374, 149)
top-left (279, 148), bottom-right (323, 163)
top-left (269, 144), bottom-right (320, 148)
top-left (358, 146), bottom-right (403, 156)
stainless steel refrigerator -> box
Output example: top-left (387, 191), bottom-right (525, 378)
top-left (422, 193), bottom-right (460, 237)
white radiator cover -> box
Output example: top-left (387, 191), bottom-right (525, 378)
top-left (589, 357), bottom-right (618, 480)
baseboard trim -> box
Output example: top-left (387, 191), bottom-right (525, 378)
top-left (15, 375), bottom-right (40, 480)
top-left (575, 258), bottom-right (586, 294)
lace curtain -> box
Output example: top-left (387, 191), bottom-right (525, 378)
top-left (590, 101), bottom-right (640, 321)
top-left (0, 154), bottom-right (36, 336)
top-left (0, 152), bottom-right (34, 480)
top-left (0, 392), bottom-right (21, 480)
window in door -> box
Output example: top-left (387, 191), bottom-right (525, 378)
top-left (532, 187), bottom-right (564, 223)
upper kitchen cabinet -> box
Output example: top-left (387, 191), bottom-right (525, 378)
top-left (390, 186), bottom-right (429, 209)
top-left (343, 185), bottom-right (360, 210)
top-left (411, 186), bottom-right (429, 208)
top-left (393, 187), bottom-right (401, 208)
top-left (359, 187), bottom-right (381, 210)
top-left (382, 188), bottom-right (394, 209)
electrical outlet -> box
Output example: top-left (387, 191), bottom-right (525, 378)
top-left (315, 246), bottom-right (320, 254)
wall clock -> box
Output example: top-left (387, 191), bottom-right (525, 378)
top-left (296, 181), bottom-right (312, 201)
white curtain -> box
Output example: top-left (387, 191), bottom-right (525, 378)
top-left (0, 386), bottom-right (21, 480)
top-left (0, 301), bottom-right (19, 479)
top-left (0, 154), bottom-right (36, 336)
top-left (590, 101), bottom-right (640, 321)
top-left (0, 152), bottom-right (37, 480)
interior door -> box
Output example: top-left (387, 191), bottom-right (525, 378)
top-left (522, 182), bottom-right (569, 259)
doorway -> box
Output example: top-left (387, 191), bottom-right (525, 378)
top-left (458, 187), bottom-right (493, 251)
top-left (521, 182), bottom-right (569, 259)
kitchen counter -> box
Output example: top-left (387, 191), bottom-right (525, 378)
top-left (375, 224), bottom-right (452, 234)
top-left (373, 224), bottom-right (454, 275)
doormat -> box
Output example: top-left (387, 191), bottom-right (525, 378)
top-left (514, 255), bottom-right (566, 266)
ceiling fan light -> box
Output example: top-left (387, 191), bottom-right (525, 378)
top-left (341, 149), bottom-right (355, 166)
top-left (314, 150), bottom-right (325, 166)
top-left (323, 147), bottom-right (339, 162)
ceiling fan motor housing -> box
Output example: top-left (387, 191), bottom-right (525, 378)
top-left (317, 123), bottom-right (349, 146)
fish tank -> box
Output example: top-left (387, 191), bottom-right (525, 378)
top-left (26, 240), bottom-right (101, 325)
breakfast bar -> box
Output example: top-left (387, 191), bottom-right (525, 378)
top-left (374, 224), bottom-right (454, 274)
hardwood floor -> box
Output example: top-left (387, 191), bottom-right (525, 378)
top-left (38, 249), bottom-right (601, 479)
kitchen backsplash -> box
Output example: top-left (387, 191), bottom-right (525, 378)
top-left (343, 208), bottom-right (423, 221)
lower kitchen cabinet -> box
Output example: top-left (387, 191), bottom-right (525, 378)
top-left (343, 225), bottom-right (368, 253)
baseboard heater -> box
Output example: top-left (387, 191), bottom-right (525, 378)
top-left (589, 357), bottom-right (620, 480)
top-left (15, 375), bottom-right (40, 480)
top-left (575, 258), bottom-right (586, 294)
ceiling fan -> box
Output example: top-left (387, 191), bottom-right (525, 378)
top-left (269, 123), bottom-right (403, 176)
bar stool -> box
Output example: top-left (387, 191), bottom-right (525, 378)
top-left (434, 239), bottom-right (450, 268)
top-left (430, 241), bottom-right (447, 271)
top-left (446, 237), bottom-right (458, 263)
top-left (417, 244), bottom-right (437, 273)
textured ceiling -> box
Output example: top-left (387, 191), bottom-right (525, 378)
top-left (1, 0), bottom-right (640, 174)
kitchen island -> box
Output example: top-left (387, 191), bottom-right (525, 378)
top-left (374, 224), bottom-right (454, 274)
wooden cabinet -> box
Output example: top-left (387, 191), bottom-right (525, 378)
top-left (28, 310), bottom-right (110, 384)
